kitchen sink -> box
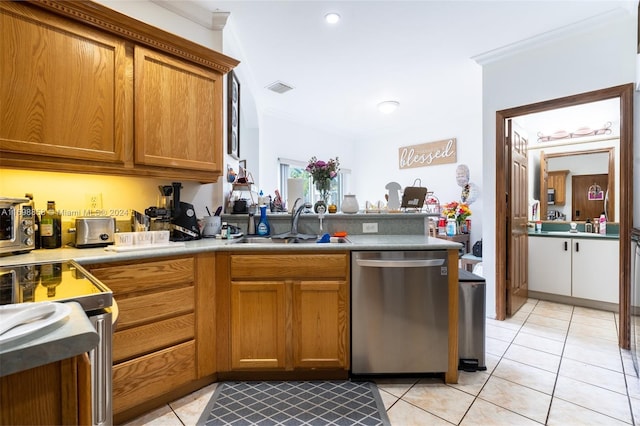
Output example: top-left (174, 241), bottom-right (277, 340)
top-left (235, 235), bottom-right (318, 244)
top-left (233, 234), bottom-right (351, 244)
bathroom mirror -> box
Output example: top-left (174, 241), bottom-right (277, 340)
top-left (518, 98), bottom-right (620, 224)
top-left (537, 147), bottom-right (616, 222)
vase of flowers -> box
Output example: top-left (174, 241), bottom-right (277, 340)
top-left (442, 201), bottom-right (472, 234)
top-left (306, 156), bottom-right (340, 213)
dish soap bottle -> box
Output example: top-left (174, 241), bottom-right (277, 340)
top-left (256, 205), bottom-right (270, 236)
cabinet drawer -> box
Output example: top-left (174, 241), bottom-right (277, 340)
top-left (112, 341), bottom-right (196, 414)
top-left (115, 286), bottom-right (194, 329)
top-left (89, 257), bottom-right (194, 293)
top-left (114, 313), bottom-right (195, 362)
top-left (230, 254), bottom-right (348, 279)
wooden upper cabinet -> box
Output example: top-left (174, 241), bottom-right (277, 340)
top-left (548, 170), bottom-right (569, 205)
top-left (0, 2), bottom-right (126, 163)
top-left (0, 0), bottom-right (238, 182)
top-left (134, 46), bottom-right (222, 173)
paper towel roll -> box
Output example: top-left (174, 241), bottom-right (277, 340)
top-left (287, 178), bottom-right (304, 213)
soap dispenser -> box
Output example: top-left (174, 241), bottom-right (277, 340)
top-left (256, 205), bottom-right (270, 236)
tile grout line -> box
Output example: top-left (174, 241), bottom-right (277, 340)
top-left (616, 311), bottom-right (638, 425)
top-left (542, 303), bottom-right (573, 425)
top-left (454, 299), bottom-right (539, 425)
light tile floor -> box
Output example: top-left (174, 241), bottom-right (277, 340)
top-left (123, 298), bottom-right (640, 425)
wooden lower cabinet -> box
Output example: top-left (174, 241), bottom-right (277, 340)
top-left (0, 353), bottom-right (91, 426)
top-left (231, 281), bottom-right (287, 370)
top-left (86, 253), bottom-right (216, 423)
top-left (293, 280), bottom-right (348, 369)
top-left (220, 252), bottom-right (350, 374)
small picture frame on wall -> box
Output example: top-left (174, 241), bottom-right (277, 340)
top-left (227, 70), bottom-right (240, 159)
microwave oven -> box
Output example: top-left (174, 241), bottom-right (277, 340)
top-left (547, 188), bottom-right (556, 205)
top-left (0, 197), bottom-right (36, 255)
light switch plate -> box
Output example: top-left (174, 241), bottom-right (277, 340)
top-left (363, 222), bottom-right (378, 233)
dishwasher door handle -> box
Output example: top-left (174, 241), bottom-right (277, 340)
top-left (355, 258), bottom-right (445, 268)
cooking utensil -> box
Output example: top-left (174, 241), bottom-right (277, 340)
top-left (214, 206), bottom-right (222, 216)
top-left (206, 206), bottom-right (212, 216)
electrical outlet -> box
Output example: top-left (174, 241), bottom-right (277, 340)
top-left (362, 222), bottom-right (378, 233)
top-left (85, 193), bottom-right (103, 212)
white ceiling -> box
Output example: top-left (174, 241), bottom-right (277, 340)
top-left (178, 0), bottom-right (632, 140)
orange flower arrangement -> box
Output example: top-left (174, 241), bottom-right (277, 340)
top-left (442, 201), bottom-right (472, 222)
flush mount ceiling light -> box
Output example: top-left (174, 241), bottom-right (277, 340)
top-left (377, 101), bottom-right (399, 114)
top-left (324, 12), bottom-right (341, 24)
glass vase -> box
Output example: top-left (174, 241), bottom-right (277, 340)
top-left (314, 179), bottom-right (331, 213)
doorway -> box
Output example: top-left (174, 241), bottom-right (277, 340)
top-left (495, 83), bottom-right (634, 349)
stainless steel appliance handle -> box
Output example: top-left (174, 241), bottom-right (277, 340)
top-left (355, 258), bottom-right (445, 268)
top-left (90, 311), bottom-right (113, 426)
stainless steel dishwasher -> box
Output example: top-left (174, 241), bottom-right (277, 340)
top-left (351, 250), bottom-right (449, 375)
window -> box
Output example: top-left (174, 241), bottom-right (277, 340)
top-left (279, 158), bottom-right (348, 210)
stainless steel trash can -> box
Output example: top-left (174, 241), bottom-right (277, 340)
top-left (458, 269), bottom-right (486, 372)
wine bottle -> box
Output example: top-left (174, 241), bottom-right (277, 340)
top-left (40, 201), bottom-right (61, 249)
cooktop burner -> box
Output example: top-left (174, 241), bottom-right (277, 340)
top-left (0, 261), bottom-right (112, 311)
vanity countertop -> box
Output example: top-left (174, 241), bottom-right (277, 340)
top-left (528, 230), bottom-right (619, 240)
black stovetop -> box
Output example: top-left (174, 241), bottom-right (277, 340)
top-left (0, 261), bottom-right (112, 311)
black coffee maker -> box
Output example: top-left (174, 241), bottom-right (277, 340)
top-left (145, 182), bottom-right (200, 241)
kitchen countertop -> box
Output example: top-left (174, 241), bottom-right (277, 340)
top-left (0, 234), bottom-right (462, 267)
top-left (0, 301), bottom-right (99, 377)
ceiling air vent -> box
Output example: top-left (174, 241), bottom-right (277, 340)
top-left (266, 81), bottom-right (294, 94)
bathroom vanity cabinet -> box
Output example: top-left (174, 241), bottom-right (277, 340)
top-left (529, 236), bottom-right (619, 304)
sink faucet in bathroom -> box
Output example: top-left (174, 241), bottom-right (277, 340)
top-left (291, 198), bottom-right (312, 235)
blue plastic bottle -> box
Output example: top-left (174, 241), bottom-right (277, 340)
top-left (256, 205), bottom-right (270, 236)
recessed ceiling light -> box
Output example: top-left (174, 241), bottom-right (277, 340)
top-left (377, 101), bottom-right (399, 114)
top-left (325, 12), bottom-right (341, 24)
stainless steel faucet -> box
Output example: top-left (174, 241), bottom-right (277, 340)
top-left (291, 198), bottom-right (312, 235)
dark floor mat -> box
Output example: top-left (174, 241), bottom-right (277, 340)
top-left (197, 380), bottom-right (391, 426)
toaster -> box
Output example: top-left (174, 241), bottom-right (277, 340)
top-left (75, 216), bottom-right (116, 248)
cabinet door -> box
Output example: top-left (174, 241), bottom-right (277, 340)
top-left (292, 280), bottom-right (349, 369)
top-left (0, 354), bottom-right (88, 425)
top-left (134, 46), bottom-right (222, 173)
top-left (230, 281), bottom-right (287, 370)
top-left (548, 171), bottom-right (569, 205)
top-left (528, 237), bottom-right (571, 295)
top-left (0, 3), bottom-right (126, 163)
top-left (572, 239), bottom-right (619, 303)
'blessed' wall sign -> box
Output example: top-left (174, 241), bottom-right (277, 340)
top-left (398, 138), bottom-right (457, 170)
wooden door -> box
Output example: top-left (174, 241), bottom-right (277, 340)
top-left (134, 46), bottom-right (223, 173)
top-left (508, 121), bottom-right (529, 316)
top-left (572, 174), bottom-right (608, 221)
top-left (292, 280), bottom-right (348, 369)
top-left (230, 281), bottom-right (287, 370)
top-left (0, 2), bottom-right (126, 163)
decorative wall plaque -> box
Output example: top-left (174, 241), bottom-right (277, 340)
top-left (398, 138), bottom-right (457, 170)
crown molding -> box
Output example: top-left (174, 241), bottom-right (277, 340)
top-left (473, 8), bottom-right (630, 66)
top-left (150, 0), bottom-right (229, 30)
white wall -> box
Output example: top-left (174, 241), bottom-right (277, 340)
top-left (257, 113), bottom-right (357, 198)
top-left (479, 8), bottom-right (636, 318)
top-left (94, 0), bottom-right (221, 50)
top-left (352, 59), bottom-right (484, 244)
